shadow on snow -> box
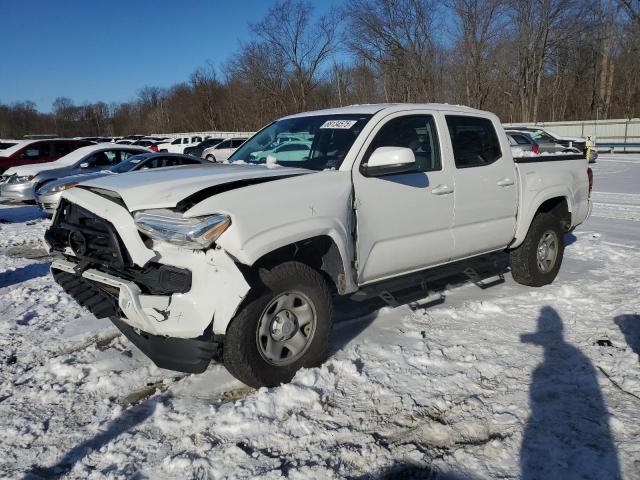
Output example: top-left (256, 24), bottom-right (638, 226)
top-left (0, 262), bottom-right (50, 288)
top-left (520, 306), bottom-right (621, 480)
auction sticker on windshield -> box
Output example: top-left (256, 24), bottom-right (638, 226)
top-left (320, 120), bottom-right (358, 129)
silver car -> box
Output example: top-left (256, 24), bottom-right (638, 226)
top-left (35, 152), bottom-right (209, 215)
top-left (0, 144), bottom-right (148, 202)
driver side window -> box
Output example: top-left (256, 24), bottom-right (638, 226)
top-left (364, 115), bottom-right (441, 172)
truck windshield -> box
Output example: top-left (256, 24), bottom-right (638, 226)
top-left (229, 114), bottom-right (372, 170)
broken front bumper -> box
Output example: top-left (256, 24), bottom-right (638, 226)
top-left (51, 259), bottom-right (172, 330)
top-left (50, 259), bottom-right (221, 373)
top-left (47, 189), bottom-right (250, 339)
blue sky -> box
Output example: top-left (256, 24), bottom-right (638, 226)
top-left (1, 0), bottom-right (339, 112)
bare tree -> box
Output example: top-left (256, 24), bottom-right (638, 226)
top-left (251, 0), bottom-right (338, 111)
top-left (344, 0), bottom-right (442, 102)
top-left (450, 0), bottom-right (507, 109)
top-left (509, 0), bottom-right (583, 122)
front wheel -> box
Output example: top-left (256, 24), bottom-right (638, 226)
top-left (509, 213), bottom-right (565, 287)
top-left (223, 261), bottom-right (333, 387)
top-left (206, 154), bottom-right (216, 162)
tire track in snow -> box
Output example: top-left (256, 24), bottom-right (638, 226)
top-left (590, 191), bottom-right (640, 221)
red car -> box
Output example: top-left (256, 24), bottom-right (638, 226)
top-left (0, 139), bottom-right (94, 174)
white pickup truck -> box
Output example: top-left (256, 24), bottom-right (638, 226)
top-left (156, 136), bottom-right (203, 154)
top-left (44, 104), bottom-right (592, 387)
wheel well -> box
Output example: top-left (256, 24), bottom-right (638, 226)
top-left (251, 236), bottom-right (346, 294)
top-left (536, 197), bottom-right (571, 230)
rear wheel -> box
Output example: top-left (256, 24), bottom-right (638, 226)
top-left (223, 261), bottom-right (333, 387)
top-left (509, 213), bottom-right (564, 287)
top-left (206, 154), bottom-right (216, 162)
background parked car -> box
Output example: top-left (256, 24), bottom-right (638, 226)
top-left (157, 136), bottom-right (204, 154)
top-left (506, 131), bottom-right (540, 157)
top-left (0, 139), bottom-right (93, 174)
top-left (35, 152), bottom-right (210, 214)
top-left (0, 140), bottom-right (23, 151)
top-left (507, 126), bottom-right (594, 159)
top-left (132, 138), bottom-right (166, 151)
top-left (183, 137), bottom-right (225, 157)
top-left (202, 137), bottom-right (248, 162)
top-left (250, 141), bottom-right (312, 162)
top-left (0, 144), bottom-right (147, 202)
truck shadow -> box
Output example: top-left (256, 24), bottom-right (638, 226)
top-left (331, 252), bottom-right (509, 353)
top-left (354, 462), bottom-right (470, 479)
top-left (0, 262), bottom-right (50, 288)
top-left (520, 306), bottom-right (620, 479)
top-left (0, 204), bottom-right (45, 223)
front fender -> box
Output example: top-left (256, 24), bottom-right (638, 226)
top-left (185, 170), bottom-right (357, 291)
top-left (221, 216), bottom-right (356, 293)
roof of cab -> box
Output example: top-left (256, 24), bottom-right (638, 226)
top-left (281, 103), bottom-right (489, 120)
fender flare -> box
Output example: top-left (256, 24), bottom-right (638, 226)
top-left (218, 217), bottom-right (357, 293)
top-left (511, 189), bottom-right (572, 249)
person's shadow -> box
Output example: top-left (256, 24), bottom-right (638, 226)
top-left (520, 306), bottom-right (621, 480)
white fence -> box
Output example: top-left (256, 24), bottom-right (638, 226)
top-left (151, 131), bottom-right (255, 139)
top-left (505, 118), bottom-right (640, 152)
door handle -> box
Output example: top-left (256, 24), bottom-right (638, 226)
top-left (497, 178), bottom-right (514, 187)
top-left (431, 184), bottom-right (454, 195)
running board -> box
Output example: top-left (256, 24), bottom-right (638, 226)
top-left (352, 252), bottom-right (508, 307)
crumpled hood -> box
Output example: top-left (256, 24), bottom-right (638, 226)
top-left (77, 163), bottom-right (310, 211)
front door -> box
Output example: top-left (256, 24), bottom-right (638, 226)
top-left (353, 112), bottom-right (455, 285)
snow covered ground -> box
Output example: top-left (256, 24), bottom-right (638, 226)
top-left (1, 155), bottom-right (639, 479)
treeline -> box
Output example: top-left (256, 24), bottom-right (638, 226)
top-left (1, 0), bottom-right (639, 138)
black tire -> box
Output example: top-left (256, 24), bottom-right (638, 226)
top-left (206, 155), bottom-right (216, 162)
top-left (223, 261), bottom-right (333, 387)
top-left (509, 212), bottom-right (565, 287)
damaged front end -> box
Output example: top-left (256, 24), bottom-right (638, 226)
top-left (45, 189), bottom-right (250, 373)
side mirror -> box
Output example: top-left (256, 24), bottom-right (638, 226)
top-left (362, 147), bottom-right (416, 176)
top-left (79, 162), bottom-right (89, 168)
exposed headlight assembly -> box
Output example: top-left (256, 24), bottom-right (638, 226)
top-left (38, 182), bottom-right (78, 195)
top-left (134, 209), bottom-right (231, 249)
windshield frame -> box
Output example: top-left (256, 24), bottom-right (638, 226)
top-left (228, 113), bottom-right (373, 171)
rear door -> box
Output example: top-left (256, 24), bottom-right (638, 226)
top-left (353, 112), bottom-right (455, 284)
top-left (445, 114), bottom-right (517, 258)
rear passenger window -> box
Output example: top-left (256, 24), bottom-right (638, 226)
top-left (364, 115), bottom-right (441, 172)
top-left (446, 116), bottom-right (501, 168)
top-left (512, 134), bottom-right (531, 145)
top-left (22, 143), bottom-right (50, 159)
top-left (148, 157), bottom-right (171, 168)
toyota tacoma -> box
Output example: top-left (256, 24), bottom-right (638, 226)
top-left (44, 104), bottom-right (592, 387)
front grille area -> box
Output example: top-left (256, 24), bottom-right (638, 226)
top-left (46, 199), bottom-right (130, 268)
top-left (46, 199), bottom-right (192, 295)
